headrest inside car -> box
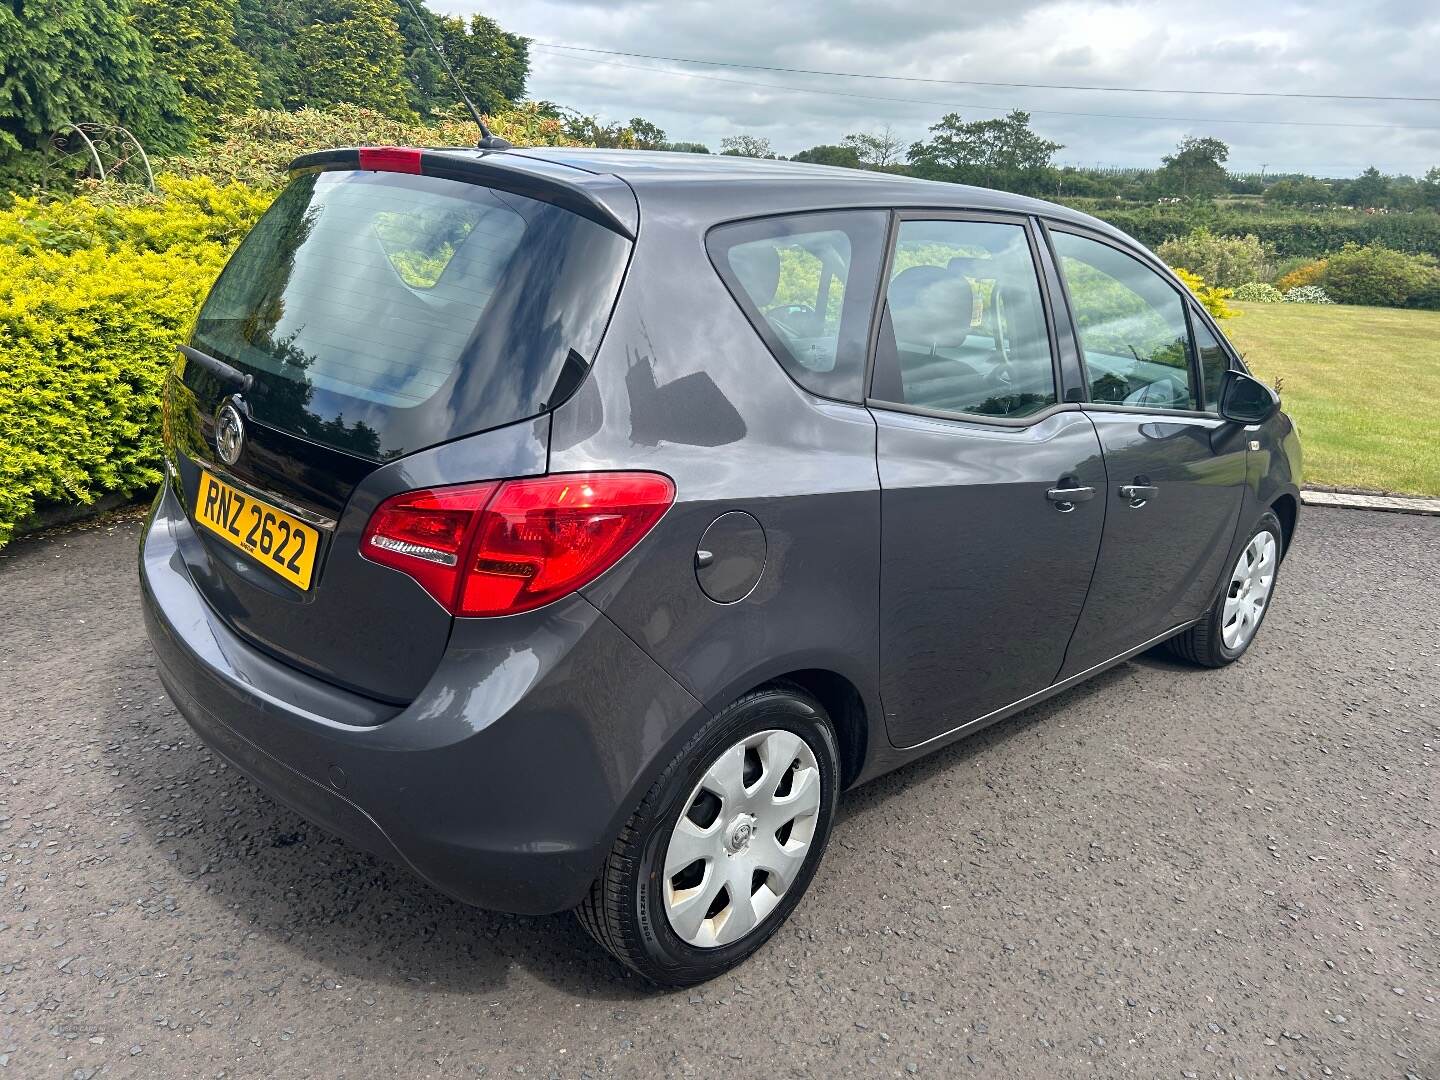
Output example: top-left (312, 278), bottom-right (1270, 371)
top-left (888, 265), bottom-right (973, 350)
top-left (728, 242), bottom-right (782, 307)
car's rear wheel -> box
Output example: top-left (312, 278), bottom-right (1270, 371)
top-left (577, 684), bottom-right (839, 987)
top-left (1168, 510), bottom-right (1284, 667)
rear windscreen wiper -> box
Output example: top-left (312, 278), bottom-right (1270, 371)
top-left (179, 345), bottom-right (254, 393)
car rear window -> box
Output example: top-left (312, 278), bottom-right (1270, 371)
top-left (192, 169), bottom-right (631, 460)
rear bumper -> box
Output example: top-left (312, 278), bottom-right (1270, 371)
top-left (140, 484), bottom-right (707, 914)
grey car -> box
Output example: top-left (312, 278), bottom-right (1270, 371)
top-left (140, 147), bottom-right (1301, 987)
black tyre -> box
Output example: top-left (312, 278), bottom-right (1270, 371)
top-left (1168, 510), bottom-right (1284, 668)
top-left (577, 683), bottom-right (840, 987)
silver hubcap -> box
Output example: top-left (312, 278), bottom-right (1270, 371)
top-left (1222, 531), bottom-right (1277, 651)
top-left (663, 729), bottom-right (822, 949)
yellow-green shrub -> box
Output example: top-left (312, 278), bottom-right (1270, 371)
top-left (0, 174), bottom-right (270, 254)
top-left (0, 101), bottom-right (595, 547)
top-left (0, 176), bottom-right (270, 546)
top-left (1172, 267), bottom-right (1238, 320)
top-left (1275, 259), bottom-right (1327, 293)
top-left (159, 103), bottom-right (581, 189)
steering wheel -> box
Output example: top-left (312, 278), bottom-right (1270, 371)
top-left (1124, 376), bottom-right (1186, 409)
top-left (981, 359), bottom-right (1013, 389)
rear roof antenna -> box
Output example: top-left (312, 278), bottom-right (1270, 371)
top-left (397, 0), bottom-right (512, 150)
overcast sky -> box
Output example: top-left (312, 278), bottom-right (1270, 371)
top-left (437, 0), bottom-right (1440, 177)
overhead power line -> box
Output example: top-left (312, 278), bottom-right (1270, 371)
top-left (532, 46), bottom-right (1440, 133)
top-left (535, 42), bottom-right (1440, 104)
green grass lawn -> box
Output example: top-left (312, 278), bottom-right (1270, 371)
top-left (1222, 301), bottom-right (1440, 497)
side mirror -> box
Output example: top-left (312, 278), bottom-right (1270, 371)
top-left (1219, 369), bottom-right (1280, 425)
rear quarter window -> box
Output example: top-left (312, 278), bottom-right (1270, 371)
top-left (707, 210), bottom-right (889, 402)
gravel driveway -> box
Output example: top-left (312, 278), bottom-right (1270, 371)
top-left (1, 505), bottom-right (1436, 1079)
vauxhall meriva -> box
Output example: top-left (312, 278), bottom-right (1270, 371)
top-left (141, 146), bottom-right (1301, 986)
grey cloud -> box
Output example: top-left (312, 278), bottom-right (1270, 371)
top-left (440, 0), bottom-right (1440, 175)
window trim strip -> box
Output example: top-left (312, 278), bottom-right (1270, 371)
top-left (865, 397), bottom-right (1083, 430)
top-left (1079, 402), bottom-right (1225, 423)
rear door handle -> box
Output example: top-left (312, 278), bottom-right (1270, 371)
top-left (1046, 486), bottom-right (1095, 512)
top-left (1119, 484), bottom-right (1158, 507)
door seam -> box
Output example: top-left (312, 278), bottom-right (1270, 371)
top-left (1053, 409), bottom-right (1110, 680)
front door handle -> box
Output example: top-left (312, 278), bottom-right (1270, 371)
top-left (1046, 486), bottom-right (1095, 512)
top-left (1119, 484), bottom-right (1158, 508)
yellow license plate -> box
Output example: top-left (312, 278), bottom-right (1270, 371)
top-left (193, 470), bottom-right (320, 591)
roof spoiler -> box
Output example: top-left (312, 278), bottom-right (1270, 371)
top-left (287, 147), bottom-right (637, 239)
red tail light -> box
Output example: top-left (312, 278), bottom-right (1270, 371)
top-left (358, 146), bottom-right (423, 174)
top-left (360, 472), bottom-right (675, 616)
top-left (360, 482), bottom-right (498, 610)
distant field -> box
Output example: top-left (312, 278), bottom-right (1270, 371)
top-left (1223, 302), bottom-right (1440, 497)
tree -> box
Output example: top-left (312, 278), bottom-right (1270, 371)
top-left (1156, 136), bottom-right (1230, 198)
top-left (392, 0), bottom-right (450, 116)
top-left (907, 110), bottom-right (1061, 193)
top-left (1387, 174), bottom-right (1422, 211)
top-left (0, 0), bottom-right (191, 180)
top-left (234, 0), bottom-right (299, 109)
top-left (287, 0), bottom-right (413, 118)
top-left (720, 134), bottom-right (774, 158)
top-left (660, 141), bottom-right (710, 154)
top-left (234, 1), bottom-right (528, 118)
top-left (1343, 166), bottom-right (1389, 208)
top-left (558, 114), bottom-right (664, 149)
top-left (627, 117), bottom-right (666, 150)
top-left (432, 13), bottom-right (528, 115)
top-left (791, 144), bottom-right (862, 168)
top-left (1052, 165), bottom-right (1129, 199)
top-left (133, 0), bottom-right (259, 137)
top-left (842, 126), bottom-right (904, 169)
top-left (1265, 177), bottom-right (1332, 206)
top-left (1421, 167), bottom-right (1440, 211)
top-left (558, 113), bottom-right (634, 148)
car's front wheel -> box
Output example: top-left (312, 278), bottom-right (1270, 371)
top-left (577, 684), bottom-right (840, 986)
top-left (1168, 509), bottom-right (1284, 667)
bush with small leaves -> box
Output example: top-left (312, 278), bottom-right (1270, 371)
top-left (1172, 267), bottom-right (1238, 319)
top-left (1157, 228), bottom-right (1272, 288)
top-left (1275, 260), bottom-right (1327, 293)
top-left (158, 104), bottom-right (581, 190)
top-left (0, 176), bottom-right (271, 546)
top-left (0, 103), bottom-right (609, 547)
top-left (1282, 285), bottom-right (1334, 304)
top-left (1320, 242), bottom-right (1440, 309)
top-left (1233, 282), bottom-right (1284, 303)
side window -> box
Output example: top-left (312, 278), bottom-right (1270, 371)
top-left (708, 210), bottom-right (888, 402)
top-left (1051, 231), bottom-right (1198, 411)
top-left (873, 219), bottom-right (1057, 419)
top-left (1192, 313), bottom-right (1231, 410)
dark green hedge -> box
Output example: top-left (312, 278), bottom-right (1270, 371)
top-left (1085, 205), bottom-right (1440, 260)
